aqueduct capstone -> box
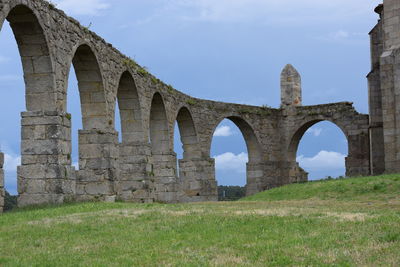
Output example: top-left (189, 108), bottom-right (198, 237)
top-left (1, 0), bottom-right (398, 211)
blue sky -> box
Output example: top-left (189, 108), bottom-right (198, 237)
top-left (0, 0), bottom-right (381, 194)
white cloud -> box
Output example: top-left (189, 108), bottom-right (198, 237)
top-left (306, 128), bottom-right (322, 137)
top-left (149, 0), bottom-right (380, 25)
top-left (3, 153), bottom-right (21, 172)
top-left (54, 0), bottom-right (110, 16)
top-left (297, 150), bottom-right (346, 171)
top-left (214, 152), bottom-right (248, 173)
top-left (213, 125), bottom-right (233, 137)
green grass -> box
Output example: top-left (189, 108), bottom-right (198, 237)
top-left (1, 174), bottom-right (400, 266)
top-left (243, 174), bottom-right (400, 202)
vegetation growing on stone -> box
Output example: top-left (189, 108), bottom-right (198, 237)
top-left (186, 99), bottom-right (197, 106)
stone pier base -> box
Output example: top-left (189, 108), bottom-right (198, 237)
top-left (152, 153), bottom-right (179, 203)
top-left (76, 129), bottom-right (119, 202)
top-left (117, 142), bottom-right (153, 203)
top-left (178, 158), bottom-right (218, 202)
top-left (18, 111), bottom-right (76, 207)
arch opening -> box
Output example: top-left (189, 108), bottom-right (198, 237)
top-left (175, 107), bottom-right (199, 161)
top-left (6, 5), bottom-right (55, 111)
top-left (70, 44), bottom-right (107, 130)
top-left (173, 107), bottom-right (200, 181)
top-left (289, 120), bottom-right (349, 181)
top-left (210, 116), bottom-right (262, 200)
top-left (66, 65), bottom-right (81, 170)
top-left (116, 71), bottom-right (143, 144)
top-left (149, 93), bottom-right (170, 154)
top-left (0, 5), bottom-right (55, 209)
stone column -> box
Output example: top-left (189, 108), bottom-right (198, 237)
top-left (152, 153), bottom-right (179, 203)
top-left (247, 161), bottom-right (296, 195)
top-left (178, 157), bottom-right (218, 202)
top-left (380, 0), bottom-right (400, 173)
top-left (117, 142), bottom-right (154, 203)
top-left (18, 111), bottom-right (76, 207)
top-left (368, 6), bottom-right (386, 175)
top-left (281, 64), bottom-right (302, 107)
top-left (0, 152), bottom-right (4, 213)
top-left (346, 132), bottom-right (371, 176)
top-left (383, 0), bottom-right (400, 50)
top-left (76, 129), bottom-right (118, 201)
top-left (246, 162), bottom-right (265, 196)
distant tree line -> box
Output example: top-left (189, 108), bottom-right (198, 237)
top-left (4, 191), bottom-right (17, 211)
top-left (218, 186), bottom-right (246, 201)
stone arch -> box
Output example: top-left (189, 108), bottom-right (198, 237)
top-left (175, 106), bottom-right (200, 160)
top-left (149, 92), bottom-right (170, 154)
top-left (2, 4), bottom-right (56, 111)
top-left (210, 116), bottom-right (263, 164)
top-left (209, 116), bottom-right (264, 196)
top-left (69, 44), bottom-right (108, 130)
top-left (116, 71), bottom-right (144, 143)
top-left (288, 119), bottom-right (349, 162)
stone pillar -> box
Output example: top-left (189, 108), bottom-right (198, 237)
top-left (281, 64), bottom-right (302, 107)
top-left (380, 0), bottom-right (400, 173)
top-left (368, 6), bottom-right (386, 175)
top-left (152, 153), bottom-right (179, 203)
top-left (383, 0), bottom-right (400, 50)
top-left (178, 157), bottom-right (218, 202)
top-left (246, 161), bottom-right (295, 195)
top-left (0, 152), bottom-right (4, 213)
top-left (246, 162), bottom-right (265, 196)
top-left (117, 142), bottom-right (154, 203)
top-left (346, 132), bottom-right (371, 176)
top-left (76, 129), bottom-right (118, 201)
top-left (18, 111), bottom-right (76, 207)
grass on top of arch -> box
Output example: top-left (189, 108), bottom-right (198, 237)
top-left (241, 174), bottom-right (400, 202)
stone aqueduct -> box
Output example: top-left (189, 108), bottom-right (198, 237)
top-left (1, 0), bottom-right (399, 210)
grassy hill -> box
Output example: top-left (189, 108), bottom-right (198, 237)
top-left (1, 174), bottom-right (400, 266)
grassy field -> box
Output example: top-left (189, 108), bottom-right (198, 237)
top-left (1, 174), bottom-right (400, 266)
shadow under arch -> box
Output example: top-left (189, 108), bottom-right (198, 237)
top-left (116, 71), bottom-right (144, 143)
top-left (149, 92), bottom-right (170, 154)
top-left (69, 44), bottom-right (108, 130)
top-left (175, 106), bottom-right (200, 160)
top-left (3, 4), bottom-right (56, 111)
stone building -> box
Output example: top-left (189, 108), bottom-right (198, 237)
top-left (368, 1), bottom-right (400, 175)
top-left (0, 0), bottom-right (397, 212)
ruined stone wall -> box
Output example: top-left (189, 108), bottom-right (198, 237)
top-left (0, 0), bottom-right (373, 207)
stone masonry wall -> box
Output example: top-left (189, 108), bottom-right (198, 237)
top-left (0, 0), bottom-right (375, 208)
top-left (369, 1), bottom-right (400, 174)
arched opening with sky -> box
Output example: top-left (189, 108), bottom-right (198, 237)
top-left (0, 5), bottom-right (56, 198)
top-left (115, 71), bottom-right (143, 144)
top-left (211, 117), bottom-right (262, 200)
top-left (66, 65), bottom-right (82, 170)
top-left (149, 93), bottom-right (170, 155)
top-left (173, 106), bottom-right (200, 180)
top-left (0, 14), bottom-right (23, 197)
top-left (293, 121), bottom-right (348, 180)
